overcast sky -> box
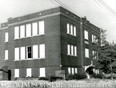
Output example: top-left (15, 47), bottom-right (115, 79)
top-left (0, 0), bottom-right (116, 43)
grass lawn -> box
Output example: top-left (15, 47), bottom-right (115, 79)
top-left (0, 79), bottom-right (116, 88)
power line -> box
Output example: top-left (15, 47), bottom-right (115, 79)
top-left (98, 0), bottom-right (116, 16)
top-left (53, 0), bottom-right (80, 16)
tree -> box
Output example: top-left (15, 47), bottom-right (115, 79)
top-left (100, 29), bottom-right (108, 46)
top-left (96, 43), bottom-right (116, 79)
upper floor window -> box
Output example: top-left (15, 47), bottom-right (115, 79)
top-left (92, 50), bottom-right (98, 59)
top-left (84, 30), bottom-right (88, 40)
top-left (20, 47), bottom-right (25, 60)
top-left (39, 21), bottom-right (45, 35)
top-left (14, 26), bottom-right (19, 39)
top-left (85, 48), bottom-right (89, 58)
top-left (20, 25), bottom-right (25, 38)
top-left (27, 46), bottom-right (32, 59)
top-left (67, 44), bottom-right (77, 56)
top-left (92, 34), bottom-right (98, 43)
top-left (32, 22), bottom-right (38, 36)
top-left (15, 48), bottom-right (19, 60)
top-left (39, 44), bottom-right (45, 58)
top-left (5, 50), bottom-right (8, 60)
top-left (5, 32), bottom-right (8, 42)
top-left (67, 23), bottom-right (76, 36)
top-left (67, 23), bottom-right (70, 34)
top-left (14, 21), bottom-right (45, 39)
top-left (26, 24), bottom-right (31, 37)
top-left (33, 45), bottom-right (38, 59)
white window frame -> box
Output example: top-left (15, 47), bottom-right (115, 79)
top-left (74, 46), bottom-right (77, 56)
top-left (5, 32), bottom-right (8, 42)
top-left (39, 68), bottom-right (46, 77)
top-left (33, 45), bottom-right (38, 59)
top-left (84, 30), bottom-right (88, 40)
top-left (68, 67), bottom-right (71, 74)
top-left (71, 45), bottom-right (74, 56)
top-left (26, 68), bottom-right (32, 77)
top-left (20, 25), bottom-right (25, 38)
top-left (32, 22), bottom-right (38, 36)
top-left (15, 48), bottom-right (19, 60)
top-left (74, 26), bottom-right (76, 36)
top-left (39, 21), bottom-right (45, 35)
top-left (85, 48), bottom-right (89, 58)
top-left (26, 24), bottom-right (32, 37)
top-left (72, 68), bottom-right (74, 75)
top-left (67, 45), bottom-right (70, 55)
top-left (67, 23), bottom-right (70, 34)
top-left (39, 44), bottom-right (45, 58)
top-left (14, 69), bottom-right (19, 78)
top-left (20, 47), bottom-right (25, 60)
top-left (75, 68), bottom-right (78, 74)
top-left (5, 50), bottom-right (8, 60)
top-left (14, 26), bottom-right (19, 39)
top-left (70, 25), bottom-right (73, 35)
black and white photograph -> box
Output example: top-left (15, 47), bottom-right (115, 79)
top-left (0, 0), bottom-right (116, 88)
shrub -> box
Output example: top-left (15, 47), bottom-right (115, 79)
top-left (92, 73), bottom-right (103, 79)
top-left (66, 73), bottom-right (87, 80)
top-left (38, 77), bottom-right (49, 80)
top-left (49, 76), bottom-right (63, 82)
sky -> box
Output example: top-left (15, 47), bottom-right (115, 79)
top-left (0, 0), bottom-right (116, 43)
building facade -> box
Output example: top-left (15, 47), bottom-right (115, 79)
top-left (0, 7), bottom-right (100, 79)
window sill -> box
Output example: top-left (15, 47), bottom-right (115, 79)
top-left (14, 34), bottom-right (45, 40)
top-left (14, 58), bottom-right (45, 61)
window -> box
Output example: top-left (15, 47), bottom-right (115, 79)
top-left (74, 26), bottom-right (76, 36)
top-left (14, 69), bottom-right (19, 77)
top-left (85, 48), bottom-right (89, 58)
top-left (70, 25), bottom-right (73, 35)
top-left (27, 46), bottom-right (32, 59)
top-left (74, 46), bottom-right (77, 56)
top-left (33, 45), bottom-right (38, 59)
top-left (71, 45), bottom-right (74, 56)
top-left (75, 68), bottom-right (78, 74)
top-left (39, 21), bottom-right (44, 35)
top-left (39, 68), bottom-right (45, 77)
top-left (39, 44), bottom-right (45, 58)
top-left (72, 68), bottom-right (74, 75)
top-left (14, 26), bottom-right (19, 39)
top-left (68, 68), bottom-right (71, 74)
top-left (26, 24), bottom-right (31, 37)
top-left (67, 45), bottom-right (70, 55)
top-left (5, 32), bottom-right (8, 42)
top-left (92, 50), bottom-right (97, 59)
top-left (26, 68), bottom-right (32, 77)
top-left (67, 23), bottom-right (76, 36)
top-left (20, 25), bottom-right (25, 38)
top-left (84, 30), bottom-right (88, 40)
top-left (92, 34), bottom-right (98, 43)
top-left (5, 50), bottom-right (8, 60)
top-left (15, 48), bottom-right (19, 60)
top-left (20, 47), bottom-right (25, 60)
top-left (32, 22), bottom-right (38, 36)
top-left (67, 44), bottom-right (77, 56)
top-left (67, 23), bottom-right (70, 34)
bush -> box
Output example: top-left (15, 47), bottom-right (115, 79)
top-left (66, 73), bottom-right (87, 80)
top-left (49, 76), bottom-right (63, 82)
top-left (38, 77), bottom-right (49, 80)
top-left (92, 73), bottom-right (103, 79)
